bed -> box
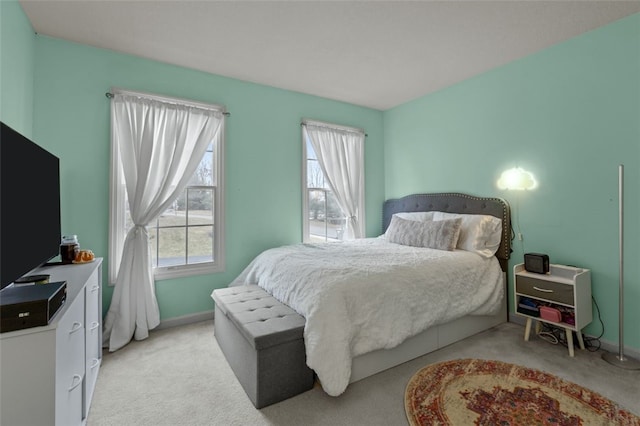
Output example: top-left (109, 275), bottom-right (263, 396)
top-left (228, 193), bottom-right (512, 396)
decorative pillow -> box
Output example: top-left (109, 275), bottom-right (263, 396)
top-left (432, 211), bottom-right (502, 258)
top-left (381, 211), bottom-right (436, 238)
top-left (386, 216), bottom-right (462, 251)
top-left (393, 211), bottom-right (435, 222)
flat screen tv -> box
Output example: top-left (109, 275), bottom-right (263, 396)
top-left (1, 122), bottom-right (61, 290)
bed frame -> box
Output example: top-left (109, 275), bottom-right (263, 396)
top-left (349, 192), bottom-right (512, 383)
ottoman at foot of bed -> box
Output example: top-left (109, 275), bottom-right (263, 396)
top-left (212, 285), bottom-right (315, 408)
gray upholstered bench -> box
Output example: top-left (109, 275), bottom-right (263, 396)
top-left (212, 285), bottom-right (314, 408)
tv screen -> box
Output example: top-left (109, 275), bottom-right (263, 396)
top-left (1, 122), bottom-right (61, 290)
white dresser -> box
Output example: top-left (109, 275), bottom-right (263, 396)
top-left (0, 259), bottom-right (103, 426)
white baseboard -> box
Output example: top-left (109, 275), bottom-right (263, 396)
top-left (508, 314), bottom-right (640, 360)
top-left (157, 310), bottom-right (214, 330)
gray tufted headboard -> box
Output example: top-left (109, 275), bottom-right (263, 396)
top-left (383, 193), bottom-right (512, 271)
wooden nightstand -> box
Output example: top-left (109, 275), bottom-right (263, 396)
top-left (514, 263), bottom-right (592, 357)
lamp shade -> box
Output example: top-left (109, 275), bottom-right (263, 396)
top-left (497, 167), bottom-right (537, 190)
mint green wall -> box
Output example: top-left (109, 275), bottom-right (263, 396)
top-left (31, 36), bottom-right (384, 320)
top-left (0, 0), bottom-right (35, 135)
top-left (384, 14), bottom-right (640, 350)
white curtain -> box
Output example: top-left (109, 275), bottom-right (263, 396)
top-left (304, 123), bottom-right (365, 240)
top-left (103, 93), bottom-right (223, 352)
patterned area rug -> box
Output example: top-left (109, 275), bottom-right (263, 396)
top-left (405, 359), bottom-right (640, 426)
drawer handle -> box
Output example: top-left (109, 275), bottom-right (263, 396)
top-left (68, 374), bottom-right (83, 392)
top-left (90, 321), bottom-right (100, 331)
top-left (533, 286), bottom-right (554, 293)
top-left (69, 321), bottom-right (83, 334)
top-left (90, 358), bottom-right (101, 370)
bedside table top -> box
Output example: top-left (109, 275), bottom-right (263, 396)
top-left (514, 263), bottom-right (589, 285)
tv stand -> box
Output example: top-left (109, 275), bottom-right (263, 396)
top-left (0, 259), bottom-right (103, 425)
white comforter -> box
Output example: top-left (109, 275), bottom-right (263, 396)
top-left (229, 238), bottom-right (503, 396)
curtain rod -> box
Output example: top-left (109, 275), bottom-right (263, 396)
top-left (105, 91), bottom-right (230, 116)
top-left (301, 120), bottom-right (367, 137)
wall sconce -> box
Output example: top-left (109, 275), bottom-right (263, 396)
top-left (497, 167), bottom-right (537, 190)
top-left (497, 167), bottom-right (536, 247)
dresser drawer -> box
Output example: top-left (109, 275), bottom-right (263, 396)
top-left (516, 275), bottom-right (574, 305)
top-left (85, 271), bottom-right (100, 325)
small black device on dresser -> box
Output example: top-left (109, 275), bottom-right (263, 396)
top-left (0, 281), bottom-right (67, 333)
top-left (524, 253), bottom-right (550, 274)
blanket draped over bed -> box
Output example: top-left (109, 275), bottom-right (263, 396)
top-left (230, 238), bottom-right (504, 396)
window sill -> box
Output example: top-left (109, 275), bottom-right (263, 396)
top-left (154, 262), bottom-right (224, 281)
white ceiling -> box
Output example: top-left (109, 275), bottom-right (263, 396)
top-left (20, 1), bottom-right (640, 110)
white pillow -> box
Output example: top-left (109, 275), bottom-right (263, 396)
top-left (433, 211), bottom-right (502, 258)
top-left (386, 216), bottom-right (462, 251)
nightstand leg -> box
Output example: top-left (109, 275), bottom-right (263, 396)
top-left (576, 330), bottom-right (585, 350)
top-left (535, 321), bottom-right (542, 335)
top-left (524, 318), bottom-right (533, 341)
top-left (566, 328), bottom-right (575, 357)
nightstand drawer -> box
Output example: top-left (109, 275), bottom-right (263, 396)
top-left (516, 276), bottom-right (574, 305)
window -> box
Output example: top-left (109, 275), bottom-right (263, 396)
top-left (302, 120), bottom-right (365, 243)
top-left (125, 138), bottom-right (223, 279)
top-left (109, 90), bottom-right (225, 283)
top-left (148, 149), bottom-right (215, 269)
top-left (305, 142), bottom-right (345, 242)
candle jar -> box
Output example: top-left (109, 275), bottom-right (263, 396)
top-left (60, 235), bottom-right (79, 264)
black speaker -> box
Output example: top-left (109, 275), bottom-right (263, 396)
top-left (0, 281), bottom-right (67, 332)
top-left (524, 253), bottom-right (549, 274)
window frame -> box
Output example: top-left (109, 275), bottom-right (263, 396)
top-left (301, 119), bottom-right (365, 243)
top-left (108, 88), bottom-right (226, 284)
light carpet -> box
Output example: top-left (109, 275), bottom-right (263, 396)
top-left (88, 321), bottom-right (639, 425)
